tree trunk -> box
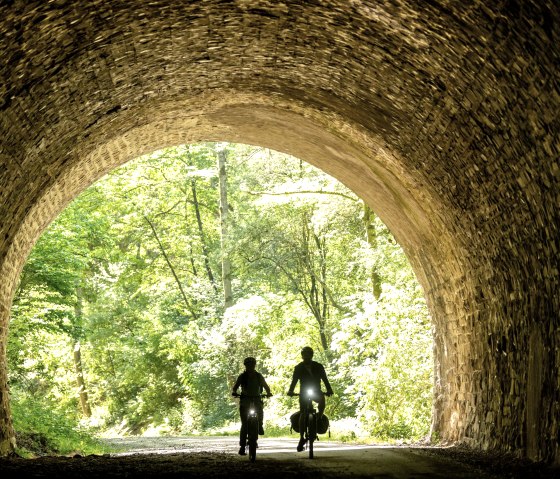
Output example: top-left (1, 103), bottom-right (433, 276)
top-left (362, 202), bottom-right (382, 299)
top-left (315, 232), bottom-right (330, 352)
top-left (73, 342), bottom-right (92, 417)
top-left (217, 148), bottom-right (233, 309)
top-left (0, 315), bottom-right (16, 455)
top-left (73, 289), bottom-right (92, 417)
top-left (300, 217), bottom-right (330, 351)
top-left (144, 215), bottom-right (198, 319)
top-left (190, 179), bottom-right (218, 293)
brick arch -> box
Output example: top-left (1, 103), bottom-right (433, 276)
top-left (1, 1), bottom-right (559, 463)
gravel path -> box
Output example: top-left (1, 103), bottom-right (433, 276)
top-left (1, 436), bottom-right (558, 478)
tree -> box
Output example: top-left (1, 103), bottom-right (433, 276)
top-left (228, 148), bottom-right (365, 353)
top-left (217, 146), bottom-right (233, 309)
top-left (10, 186), bottom-right (115, 416)
top-left (362, 202), bottom-right (382, 299)
top-left (9, 142), bottom-right (433, 441)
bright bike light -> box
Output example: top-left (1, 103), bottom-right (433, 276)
top-left (250, 409), bottom-right (255, 414)
top-left (307, 389), bottom-right (314, 397)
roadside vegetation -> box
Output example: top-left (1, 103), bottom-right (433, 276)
top-left (8, 143), bottom-right (433, 456)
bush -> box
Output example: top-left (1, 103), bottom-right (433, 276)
top-left (11, 392), bottom-right (109, 456)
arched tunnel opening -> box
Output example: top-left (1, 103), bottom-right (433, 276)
top-left (0, 0), bottom-right (559, 468)
top-left (7, 141), bottom-right (435, 454)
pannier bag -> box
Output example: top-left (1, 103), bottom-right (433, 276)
top-left (290, 411), bottom-right (330, 435)
top-left (317, 413), bottom-right (330, 434)
top-left (290, 411), bottom-right (301, 433)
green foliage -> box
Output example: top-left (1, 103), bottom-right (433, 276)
top-left (11, 391), bottom-right (108, 456)
top-left (332, 286), bottom-right (432, 440)
top-left (8, 142), bottom-right (433, 451)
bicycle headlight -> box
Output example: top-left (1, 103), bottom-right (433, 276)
top-left (249, 409), bottom-right (255, 414)
top-left (307, 389), bottom-right (314, 397)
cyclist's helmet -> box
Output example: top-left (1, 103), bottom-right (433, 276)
top-left (301, 346), bottom-right (314, 357)
top-left (243, 357), bottom-right (256, 366)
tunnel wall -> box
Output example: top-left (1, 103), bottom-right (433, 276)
top-left (0, 0), bottom-right (559, 462)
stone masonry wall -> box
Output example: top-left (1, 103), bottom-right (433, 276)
top-left (0, 0), bottom-right (559, 462)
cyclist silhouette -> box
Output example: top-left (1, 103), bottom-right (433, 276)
top-left (232, 356), bottom-right (272, 455)
top-left (287, 346), bottom-right (333, 451)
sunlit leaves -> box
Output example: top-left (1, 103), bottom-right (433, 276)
top-left (332, 284), bottom-right (432, 439)
top-left (9, 142), bottom-right (433, 443)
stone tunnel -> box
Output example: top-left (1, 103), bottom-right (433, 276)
top-left (0, 0), bottom-right (559, 464)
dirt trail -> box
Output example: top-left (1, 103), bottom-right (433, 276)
top-left (1, 436), bottom-right (558, 478)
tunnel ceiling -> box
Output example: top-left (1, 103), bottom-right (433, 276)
top-left (0, 0), bottom-right (559, 462)
top-left (0, 1), bottom-right (558, 266)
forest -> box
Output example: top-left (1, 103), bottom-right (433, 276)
top-left (8, 143), bottom-right (433, 455)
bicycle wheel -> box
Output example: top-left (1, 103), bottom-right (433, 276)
top-left (248, 441), bottom-right (257, 462)
top-left (308, 413), bottom-right (316, 459)
top-left (247, 416), bottom-right (258, 462)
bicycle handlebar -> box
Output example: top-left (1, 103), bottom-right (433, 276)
top-left (232, 392), bottom-right (271, 398)
top-left (287, 390), bottom-right (330, 397)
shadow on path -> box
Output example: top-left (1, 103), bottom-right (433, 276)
top-left (1, 436), bottom-right (558, 478)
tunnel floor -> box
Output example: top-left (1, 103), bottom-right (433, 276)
top-left (0, 436), bottom-right (558, 478)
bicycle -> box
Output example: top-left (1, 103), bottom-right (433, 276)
top-left (288, 389), bottom-right (326, 459)
top-left (232, 393), bottom-right (268, 462)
